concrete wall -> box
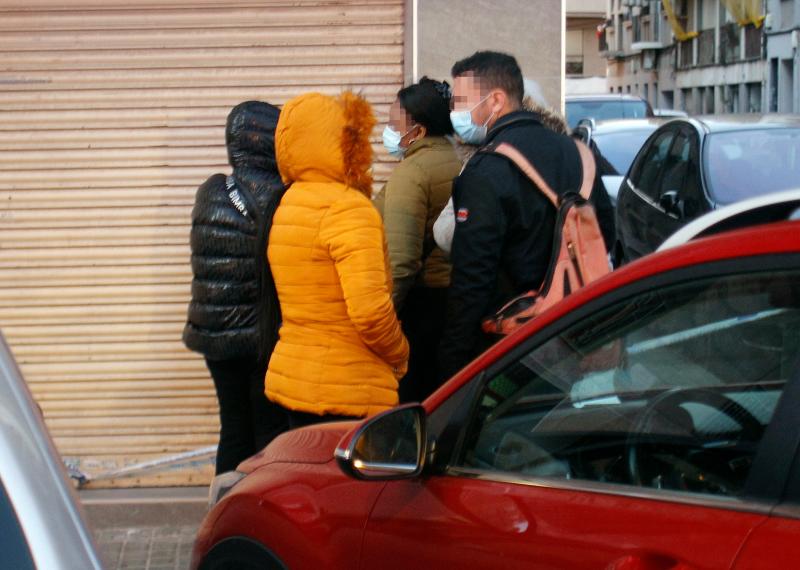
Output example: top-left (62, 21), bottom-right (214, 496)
top-left (766, 0), bottom-right (800, 113)
top-left (410, 0), bottom-right (564, 108)
top-left (566, 0), bottom-right (606, 16)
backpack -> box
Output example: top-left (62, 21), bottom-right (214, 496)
top-left (480, 139), bottom-right (610, 336)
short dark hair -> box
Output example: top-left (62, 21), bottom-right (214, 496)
top-left (397, 77), bottom-right (454, 136)
top-left (451, 51), bottom-right (524, 106)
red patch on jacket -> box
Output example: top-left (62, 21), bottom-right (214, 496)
top-left (456, 208), bottom-right (469, 222)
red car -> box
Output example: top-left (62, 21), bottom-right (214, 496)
top-left (192, 221), bottom-right (800, 570)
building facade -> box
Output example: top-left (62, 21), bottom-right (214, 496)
top-left (567, 0), bottom-right (609, 79)
top-left (604, 0), bottom-right (767, 113)
top-left (765, 0), bottom-right (800, 112)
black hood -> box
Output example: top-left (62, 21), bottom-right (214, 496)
top-left (225, 101), bottom-right (280, 173)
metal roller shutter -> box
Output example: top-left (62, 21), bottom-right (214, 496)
top-left (0, 0), bottom-right (403, 487)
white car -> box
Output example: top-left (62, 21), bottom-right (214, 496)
top-left (659, 189), bottom-right (800, 251)
top-left (0, 334), bottom-right (103, 569)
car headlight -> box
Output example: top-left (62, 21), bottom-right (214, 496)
top-left (208, 470), bottom-right (246, 508)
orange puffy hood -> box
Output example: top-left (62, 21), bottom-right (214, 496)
top-left (276, 91), bottom-right (376, 197)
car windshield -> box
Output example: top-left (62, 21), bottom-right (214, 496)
top-left (705, 128), bottom-right (800, 205)
top-left (566, 100), bottom-right (650, 129)
top-left (593, 129), bottom-right (656, 174)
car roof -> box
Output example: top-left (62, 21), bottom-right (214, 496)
top-left (427, 220), bottom-right (800, 409)
top-left (658, 190), bottom-right (800, 251)
top-left (690, 113), bottom-right (800, 133)
top-left (585, 117), bottom-right (669, 133)
top-left (566, 94), bottom-right (649, 103)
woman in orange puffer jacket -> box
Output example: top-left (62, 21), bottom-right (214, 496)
top-left (266, 91), bottom-right (410, 428)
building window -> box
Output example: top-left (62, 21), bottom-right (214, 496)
top-left (681, 88), bottom-right (692, 112)
top-left (661, 89), bottom-right (674, 109)
top-left (748, 82), bottom-right (763, 113)
top-left (781, 0), bottom-right (794, 31)
top-left (780, 59), bottom-right (795, 113)
top-left (770, 58), bottom-right (779, 112)
top-left (705, 86), bottom-right (715, 114)
top-left (723, 84), bottom-right (737, 113)
top-left (566, 30), bottom-right (584, 76)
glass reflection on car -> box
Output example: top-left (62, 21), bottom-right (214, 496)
top-left (593, 130), bottom-right (658, 175)
top-left (459, 270), bottom-right (800, 498)
top-left (705, 128), bottom-right (800, 205)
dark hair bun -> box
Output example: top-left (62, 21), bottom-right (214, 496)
top-left (419, 76), bottom-right (451, 103)
top-left (397, 77), bottom-right (454, 136)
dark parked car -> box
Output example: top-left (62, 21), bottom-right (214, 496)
top-left (615, 114), bottom-right (800, 263)
top-left (573, 117), bottom-right (667, 204)
top-left (565, 94), bottom-right (654, 130)
top-left (193, 221), bottom-right (800, 570)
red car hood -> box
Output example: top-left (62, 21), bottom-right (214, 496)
top-left (237, 420), bottom-right (359, 474)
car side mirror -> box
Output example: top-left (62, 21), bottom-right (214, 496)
top-left (334, 404), bottom-right (426, 481)
top-left (659, 190), bottom-right (683, 217)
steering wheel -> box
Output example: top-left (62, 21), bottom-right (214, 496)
top-left (626, 387), bottom-right (764, 495)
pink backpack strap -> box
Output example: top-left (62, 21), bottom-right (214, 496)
top-left (491, 141), bottom-right (596, 205)
top-left (492, 142), bottom-right (559, 208)
top-left (573, 139), bottom-right (596, 200)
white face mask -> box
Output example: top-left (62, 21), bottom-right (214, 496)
top-left (450, 95), bottom-right (495, 145)
top-left (382, 124), bottom-right (418, 158)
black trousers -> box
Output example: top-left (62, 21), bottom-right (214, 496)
top-left (398, 286), bottom-right (449, 404)
top-left (284, 409), bottom-right (360, 430)
top-left (206, 357), bottom-right (289, 474)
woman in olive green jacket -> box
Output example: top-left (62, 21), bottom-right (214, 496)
top-left (375, 77), bottom-right (462, 403)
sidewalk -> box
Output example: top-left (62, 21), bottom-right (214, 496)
top-left (80, 487), bottom-right (207, 570)
top-left (94, 526), bottom-right (197, 570)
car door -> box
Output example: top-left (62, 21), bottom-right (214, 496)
top-left (360, 256), bottom-right (800, 569)
top-left (732, 378), bottom-right (800, 569)
top-left (616, 127), bottom-right (677, 262)
top-left (649, 127), bottom-right (708, 247)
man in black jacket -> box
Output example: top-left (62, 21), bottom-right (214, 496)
top-left (439, 51), bottom-right (614, 379)
top-left (183, 101), bottom-right (288, 475)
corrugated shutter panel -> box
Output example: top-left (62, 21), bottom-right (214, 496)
top-left (0, 0), bottom-right (403, 487)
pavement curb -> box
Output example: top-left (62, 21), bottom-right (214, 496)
top-left (80, 487), bottom-right (208, 530)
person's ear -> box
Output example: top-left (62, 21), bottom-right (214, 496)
top-left (490, 90), bottom-right (506, 115)
top-left (404, 124), bottom-right (425, 146)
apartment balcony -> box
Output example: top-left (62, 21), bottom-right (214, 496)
top-left (719, 22), bottom-right (740, 65)
top-left (744, 24), bottom-right (762, 60)
top-left (676, 24), bottom-right (762, 70)
top-left (697, 29), bottom-right (715, 66)
top-left (677, 37), bottom-right (693, 69)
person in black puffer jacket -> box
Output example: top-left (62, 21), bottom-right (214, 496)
top-left (183, 101), bottom-right (288, 475)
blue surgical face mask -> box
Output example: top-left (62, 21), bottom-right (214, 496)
top-left (382, 125), bottom-right (404, 158)
top-left (382, 124), bottom-right (420, 158)
top-left (450, 95), bottom-right (495, 145)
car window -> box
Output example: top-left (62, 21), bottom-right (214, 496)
top-left (566, 100), bottom-right (651, 130)
top-left (0, 479), bottom-right (35, 570)
top-left (705, 128), bottom-right (800, 205)
top-left (629, 130), bottom-right (676, 199)
top-left (657, 131), bottom-right (704, 218)
top-left (594, 129), bottom-right (657, 175)
top-left (456, 269), bottom-right (800, 500)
